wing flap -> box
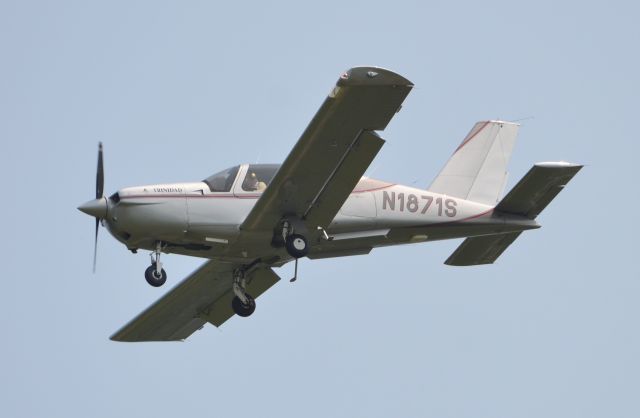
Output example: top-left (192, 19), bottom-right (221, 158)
top-left (495, 162), bottom-right (583, 219)
top-left (304, 130), bottom-right (385, 227)
top-left (240, 67), bottom-right (413, 233)
top-left (110, 262), bottom-right (280, 342)
top-left (445, 232), bottom-right (522, 266)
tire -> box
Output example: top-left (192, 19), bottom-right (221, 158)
top-left (232, 294), bottom-right (256, 317)
top-left (285, 234), bottom-right (308, 258)
top-left (144, 263), bottom-right (167, 287)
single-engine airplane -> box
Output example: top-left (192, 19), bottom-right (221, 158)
top-left (78, 67), bottom-right (581, 342)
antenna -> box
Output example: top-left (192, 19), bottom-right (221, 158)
top-left (510, 116), bottom-right (535, 123)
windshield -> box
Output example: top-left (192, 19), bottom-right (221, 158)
top-left (241, 164), bottom-right (280, 192)
top-left (203, 165), bottom-right (240, 192)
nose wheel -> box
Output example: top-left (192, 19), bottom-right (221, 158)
top-left (145, 263), bottom-right (167, 287)
top-left (145, 242), bottom-right (167, 287)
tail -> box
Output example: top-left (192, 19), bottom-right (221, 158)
top-left (429, 120), bottom-right (519, 205)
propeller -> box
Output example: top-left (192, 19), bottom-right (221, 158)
top-left (93, 142), bottom-right (104, 272)
top-left (78, 143), bottom-right (108, 272)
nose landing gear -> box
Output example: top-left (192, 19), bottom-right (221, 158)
top-left (145, 242), bottom-right (167, 287)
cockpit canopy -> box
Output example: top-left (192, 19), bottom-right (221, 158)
top-left (203, 164), bottom-right (280, 193)
top-left (240, 164), bottom-right (279, 192)
top-left (203, 165), bottom-right (239, 192)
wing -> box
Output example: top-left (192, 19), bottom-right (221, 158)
top-left (240, 66), bottom-right (413, 233)
top-left (110, 261), bottom-right (280, 342)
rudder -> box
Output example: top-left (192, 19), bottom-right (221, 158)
top-left (429, 120), bottom-right (519, 205)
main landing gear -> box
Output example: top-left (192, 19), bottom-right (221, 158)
top-left (228, 220), bottom-right (313, 317)
top-left (230, 220), bottom-right (314, 317)
top-left (145, 242), bottom-right (167, 287)
top-left (285, 234), bottom-right (308, 258)
top-left (281, 220), bottom-right (309, 282)
top-left (282, 220), bottom-right (309, 259)
top-left (232, 268), bottom-right (255, 317)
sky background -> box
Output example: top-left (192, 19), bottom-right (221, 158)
top-left (1, 1), bottom-right (639, 417)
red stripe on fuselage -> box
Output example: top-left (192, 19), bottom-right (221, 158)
top-left (119, 186), bottom-right (397, 201)
top-left (120, 194), bottom-right (260, 200)
top-left (351, 184), bottom-right (395, 193)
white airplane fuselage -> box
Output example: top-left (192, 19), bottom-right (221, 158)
top-left (103, 163), bottom-right (539, 263)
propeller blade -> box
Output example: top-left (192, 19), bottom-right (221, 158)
top-left (94, 142), bottom-right (103, 273)
top-left (96, 142), bottom-right (104, 199)
top-left (93, 218), bottom-right (99, 273)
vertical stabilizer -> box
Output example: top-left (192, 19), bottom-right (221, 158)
top-left (429, 121), bottom-right (519, 205)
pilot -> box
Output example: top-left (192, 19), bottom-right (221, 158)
top-left (244, 172), bottom-right (267, 192)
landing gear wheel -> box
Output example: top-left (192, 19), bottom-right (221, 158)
top-left (232, 294), bottom-right (256, 317)
top-left (144, 263), bottom-right (167, 287)
top-left (285, 234), bottom-right (308, 258)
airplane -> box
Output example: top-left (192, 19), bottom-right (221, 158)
top-left (78, 67), bottom-right (582, 342)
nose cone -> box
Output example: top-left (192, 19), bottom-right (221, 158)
top-left (78, 197), bottom-right (108, 218)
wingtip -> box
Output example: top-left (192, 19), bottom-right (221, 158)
top-left (339, 66), bottom-right (413, 87)
top-left (535, 161), bottom-right (584, 169)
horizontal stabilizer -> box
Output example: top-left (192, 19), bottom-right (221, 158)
top-left (445, 232), bottom-right (522, 266)
top-left (495, 162), bottom-right (582, 219)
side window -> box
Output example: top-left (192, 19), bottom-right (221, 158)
top-left (203, 166), bottom-right (239, 192)
top-left (242, 164), bottom-right (279, 192)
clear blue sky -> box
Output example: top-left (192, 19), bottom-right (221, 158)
top-left (1, 1), bottom-right (638, 417)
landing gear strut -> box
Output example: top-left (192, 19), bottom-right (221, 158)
top-left (145, 242), bottom-right (167, 287)
top-left (232, 268), bottom-right (255, 317)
